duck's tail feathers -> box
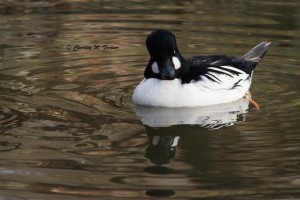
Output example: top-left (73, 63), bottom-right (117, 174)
top-left (242, 42), bottom-right (272, 63)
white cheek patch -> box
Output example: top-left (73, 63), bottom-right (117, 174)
top-left (151, 62), bottom-right (159, 74)
top-left (172, 56), bottom-right (181, 70)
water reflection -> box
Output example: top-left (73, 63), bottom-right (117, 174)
top-left (140, 98), bottom-right (253, 198)
top-left (145, 189), bottom-right (175, 197)
top-left (140, 96), bottom-right (249, 167)
top-left (145, 129), bottom-right (178, 165)
top-left (135, 97), bottom-right (250, 128)
top-left (1, 0), bottom-right (300, 199)
top-left (135, 99), bottom-right (264, 197)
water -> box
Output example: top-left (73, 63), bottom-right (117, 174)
top-left (0, 0), bottom-right (299, 199)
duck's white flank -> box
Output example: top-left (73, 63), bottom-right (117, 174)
top-left (132, 76), bottom-right (251, 107)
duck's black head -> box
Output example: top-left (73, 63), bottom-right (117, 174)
top-left (144, 29), bottom-right (186, 80)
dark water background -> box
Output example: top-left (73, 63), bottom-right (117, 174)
top-left (0, 0), bottom-right (299, 199)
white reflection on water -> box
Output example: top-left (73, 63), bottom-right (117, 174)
top-left (135, 97), bottom-right (250, 129)
top-left (0, 0), bottom-right (300, 199)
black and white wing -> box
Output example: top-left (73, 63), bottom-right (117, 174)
top-left (181, 60), bottom-right (251, 90)
top-left (182, 42), bottom-right (272, 89)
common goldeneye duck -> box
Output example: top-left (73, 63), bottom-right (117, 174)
top-left (132, 29), bottom-right (271, 108)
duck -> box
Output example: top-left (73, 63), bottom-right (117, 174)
top-left (132, 29), bottom-right (271, 108)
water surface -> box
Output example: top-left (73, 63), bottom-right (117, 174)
top-left (0, 0), bottom-right (300, 199)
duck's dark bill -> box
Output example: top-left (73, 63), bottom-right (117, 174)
top-left (159, 59), bottom-right (175, 80)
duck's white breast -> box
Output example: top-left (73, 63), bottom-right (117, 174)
top-left (132, 78), bottom-right (250, 107)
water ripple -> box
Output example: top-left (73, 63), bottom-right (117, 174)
top-left (0, 105), bottom-right (28, 133)
top-left (0, 1), bottom-right (299, 199)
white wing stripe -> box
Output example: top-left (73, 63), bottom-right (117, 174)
top-left (205, 73), bottom-right (222, 83)
top-left (221, 65), bottom-right (246, 74)
top-left (207, 67), bottom-right (235, 77)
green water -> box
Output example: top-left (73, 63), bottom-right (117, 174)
top-left (0, 0), bottom-right (299, 199)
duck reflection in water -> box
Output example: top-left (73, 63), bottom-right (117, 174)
top-left (137, 98), bottom-right (252, 197)
top-left (145, 126), bottom-right (179, 165)
top-left (136, 97), bottom-right (250, 165)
